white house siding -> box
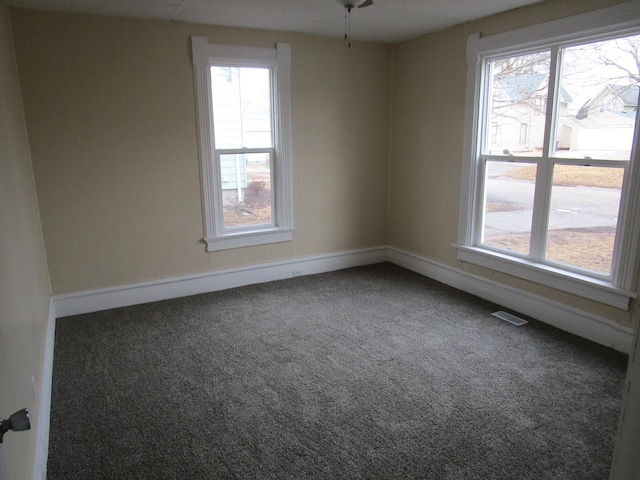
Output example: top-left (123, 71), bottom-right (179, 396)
top-left (574, 126), bottom-right (635, 153)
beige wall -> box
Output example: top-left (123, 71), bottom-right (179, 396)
top-left (8, 1), bottom-right (638, 328)
top-left (0, 4), bottom-right (51, 479)
top-left (10, 10), bottom-right (391, 294)
top-left (388, 0), bottom-right (639, 328)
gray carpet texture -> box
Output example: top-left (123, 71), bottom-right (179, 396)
top-left (48, 263), bottom-right (628, 479)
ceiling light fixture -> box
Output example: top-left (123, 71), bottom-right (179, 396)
top-left (340, 0), bottom-right (373, 48)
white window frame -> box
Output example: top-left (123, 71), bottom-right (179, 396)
top-left (457, 1), bottom-right (640, 310)
top-left (191, 37), bottom-right (294, 251)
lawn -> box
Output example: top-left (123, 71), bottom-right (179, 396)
top-left (486, 164), bottom-right (620, 275)
top-left (505, 164), bottom-right (623, 188)
top-left (486, 229), bottom-right (615, 275)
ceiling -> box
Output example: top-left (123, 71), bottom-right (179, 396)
top-left (3, 0), bottom-right (548, 43)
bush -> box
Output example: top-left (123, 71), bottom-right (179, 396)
top-left (246, 180), bottom-right (268, 196)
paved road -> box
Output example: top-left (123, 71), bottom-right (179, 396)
top-left (484, 176), bottom-right (621, 236)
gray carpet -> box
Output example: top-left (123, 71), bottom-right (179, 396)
top-left (48, 263), bottom-right (628, 479)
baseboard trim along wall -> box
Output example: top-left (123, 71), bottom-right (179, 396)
top-left (387, 247), bottom-right (634, 354)
top-left (52, 246), bottom-right (634, 354)
top-left (52, 247), bottom-right (389, 318)
top-left (32, 300), bottom-right (56, 480)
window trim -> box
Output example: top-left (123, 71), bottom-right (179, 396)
top-left (191, 37), bottom-right (294, 252)
top-left (457, 2), bottom-right (640, 310)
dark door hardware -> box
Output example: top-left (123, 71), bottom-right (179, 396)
top-left (0, 409), bottom-right (30, 443)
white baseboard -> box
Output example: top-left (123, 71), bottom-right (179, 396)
top-left (53, 247), bottom-right (388, 318)
top-left (387, 247), bottom-right (634, 354)
top-left (52, 245), bottom-right (634, 354)
top-left (32, 300), bottom-right (55, 480)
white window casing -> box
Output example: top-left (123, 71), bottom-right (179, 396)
top-left (191, 37), bottom-right (294, 251)
top-left (457, 1), bottom-right (640, 310)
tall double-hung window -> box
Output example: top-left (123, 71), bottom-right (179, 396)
top-left (191, 37), bottom-right (294, 251)
top-left (458, 3), bottom-right (640, 309)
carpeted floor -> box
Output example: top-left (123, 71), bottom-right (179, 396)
top-left (48, 263), bottom-right (628, 479)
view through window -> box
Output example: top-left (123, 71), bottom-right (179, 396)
top-left (481, 33), bottom-right (639, 277)
top-left (211, 66), bottom-right (274, 229)
top-left (191, 38), bottom-right (293, 251)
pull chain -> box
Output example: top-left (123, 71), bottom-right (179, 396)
top-left (344, 6), bottom-right (352, 48)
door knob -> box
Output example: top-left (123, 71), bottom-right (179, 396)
top-left (0, 409), bottom-right (30, 443)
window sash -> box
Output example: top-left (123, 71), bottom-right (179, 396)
top-left (457, 2), bottom-right (640, 309)
top-left (215, 148), bottom-right (276, 234)
top-left (478, 36), bottom-right (634, 282)
top-left (477, 155), bottom-right (628, 278)
top-left (192, 38), bottom-right (294, 252)
top-left (210, 66), bottom-right (274, 150)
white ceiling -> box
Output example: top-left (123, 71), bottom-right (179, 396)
top-left (3, 0), bottom-right (548, 43)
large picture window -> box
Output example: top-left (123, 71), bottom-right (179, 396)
top-left (191, 38), bottom-right (294, 251)
top-left (458, 3), bottom-right (640, 309)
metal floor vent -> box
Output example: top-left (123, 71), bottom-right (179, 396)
top-left (492, 311), bottom-right (528, 326)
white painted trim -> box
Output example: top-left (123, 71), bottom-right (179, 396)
top-left (456, 245), bottom-right (635, 310)
top-left (191, 38), bottom-right (294, 252)
top-left (477, 1), bottom-right (640, 57)
top-left (613, 99), bottom-right (640, 292)
top-left (205, 228), bottom-right (294, 251)
top-left (388, 247), bottom-right (634, 354)
top-left (191, 37), bottom-right (277, 67)
top-left (457, 32), bottom-right (482, 247)
top-left (53, 247), bottom-right (388, 318)
top-left (52, 245), bottom-right (633, 353)
top-left (192, 59), bottom-right (216, 243)
top-left (459, 3), bottom-right (640, 306)
top-left (274, 42), bottom-right (294, 235)
top-left (32, 300), bottom-right (55, 480)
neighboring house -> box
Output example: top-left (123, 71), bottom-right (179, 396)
top-left (490, 77), bottom-right (638, 157)
top-left (211, 66), bottom-right (271, 202)
top-left (577, 84), bottom-right (639, 117)
top-left (488, 73), bottom-right (572, 155)
top-left (566, 84), bottom-right (639, 155)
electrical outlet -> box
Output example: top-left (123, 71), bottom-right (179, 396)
top-left (31, 375), bottom-right (38, 403)
top-left (293, 270), bottom-right (303, 277)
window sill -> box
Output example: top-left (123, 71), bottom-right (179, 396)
top-left (206, 228), bottom-right (294, 252)
top-left (455, 245), bottom-right (636, 310)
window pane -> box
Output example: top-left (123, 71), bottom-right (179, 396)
top-left (555, 35), bottom-right (640, 161)
top-left (211, 67), bottom-right (272, 149)
top-left (486, 52), bottom-right (550, 156)
top-left (220, 152), bottom-right (272, 228)
top-left (482, 161), bottom-right (536, 255)
top-left (545, 165), bottom-right (623, 275)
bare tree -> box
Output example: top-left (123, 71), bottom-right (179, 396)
top-left (585, 35), bottom-right (640, 86)
top-left (491, 33), bottom-right (640, 120)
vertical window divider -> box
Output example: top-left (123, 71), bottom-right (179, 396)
top-left (476, 155), bottom-right (489, 246)
top-left (542, 47), bottom-right (562, 159)
top-left (529, 47), bottom-right (562, 261)
top-left (473, 61), bottom-right (494, 247)
top-left (611, 111), bottom-right (640, 289)
top-left (213, 149), bottom-right (225, 236)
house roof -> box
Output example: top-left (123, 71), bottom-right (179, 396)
top-left (608, 85), bottom-right (640, 107)
top-left (497, 74), bottom-right (573, 103)
top-left (571, 109), bottom-right (637, 128)
top-left (580, 84), bottom-right (639, 110)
